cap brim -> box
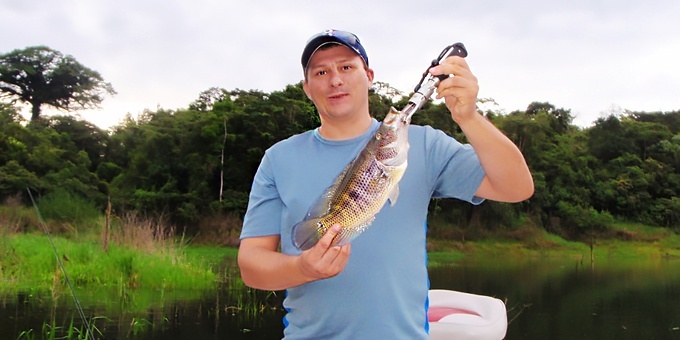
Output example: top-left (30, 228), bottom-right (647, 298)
top-left (301, 36), bottom-right (345, 71)
top-left (301, 33), bottom-right (368, 73)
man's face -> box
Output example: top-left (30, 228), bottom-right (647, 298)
top-left (303, 45), bottom-right (374, 123)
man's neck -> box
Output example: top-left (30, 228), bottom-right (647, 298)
top-left (318, 114), bottom-right (373, 140)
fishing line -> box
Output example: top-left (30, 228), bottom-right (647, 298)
top-left (26, 188), bottom-right (95, 340)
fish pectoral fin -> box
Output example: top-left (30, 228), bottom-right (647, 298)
top-left (387, 185), bottom-right (400, 206)
top-left (332, 217), bottom-right (376, 247)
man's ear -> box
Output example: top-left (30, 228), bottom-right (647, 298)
top-left (366, 67), bottom-right (375, 84)
top-left (302, 81), bottom-right (312, 100)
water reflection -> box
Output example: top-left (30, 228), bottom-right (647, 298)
top-left (2, 258), bottom-right (679, 339)
top-left (429, 258), bottom-right (680, 339)
top-left (0, 286), bottom-right (285, 339)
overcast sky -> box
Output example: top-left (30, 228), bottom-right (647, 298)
top-left (2, 0), bottom-right (679, 129)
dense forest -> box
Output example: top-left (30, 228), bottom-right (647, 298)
top-left (1, 82), bottom-right (678, 241)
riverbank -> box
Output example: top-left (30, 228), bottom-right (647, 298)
top-left (427, 222), bottom-right (680, 266)
top-left (2, 221), bottom-right (677, 339)
top-left (2, 223), bottom-right (678, 292)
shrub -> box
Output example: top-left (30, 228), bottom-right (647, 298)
top-left (37, 189), bottom-right (101, 229)
top-left (0, 195), bottom-right (41, 233)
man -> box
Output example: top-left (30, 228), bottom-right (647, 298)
top-left (238, 29), bottom-right (533, 339)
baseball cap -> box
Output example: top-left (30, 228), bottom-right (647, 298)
top-left (301, 29), bottom-right (369, 73)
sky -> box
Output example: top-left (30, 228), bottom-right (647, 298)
top-left (1, 0), bottom-right (679, 129)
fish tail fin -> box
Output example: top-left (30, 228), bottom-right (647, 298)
top-left (292, 219), bottom-right (323, 251)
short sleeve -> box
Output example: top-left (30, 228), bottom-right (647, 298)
top-left (240, 152), bottom-right (284, 239)
top-left (424, 127), bottom-right (485, 205)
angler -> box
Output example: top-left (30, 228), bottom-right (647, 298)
top-left (238, 29), bottom-right (533, 339)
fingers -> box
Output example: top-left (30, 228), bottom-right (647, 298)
top-left (298, 224), bottom-right (351, 281)
top-left (428, 56), bottom-right (479, 120)
top-left (430, 57), bottom-right (477, 95)
top-left (314, 223), bottom-right (342, 251)
top-left (324, 242), bottom-right (351, 276)
top-left (429, 56), bottom-right (472, 80)
top-left (437, 79), bottom-right (479, 107)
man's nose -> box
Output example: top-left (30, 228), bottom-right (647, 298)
top-left (329, 71), bottom-right (344, 87)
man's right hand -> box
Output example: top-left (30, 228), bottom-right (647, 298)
top-left (238, 224), bottom-right (351, 290)
top-left (297, 224), bottom-right (351, 281)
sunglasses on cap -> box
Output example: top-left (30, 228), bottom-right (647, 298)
top-left (301, 29), bottom-right (369, 72)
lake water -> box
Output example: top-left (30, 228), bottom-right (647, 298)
top-left (429, 257), bottom-right (680, 339)
top-left (2, 257), bottom-right (679, 339)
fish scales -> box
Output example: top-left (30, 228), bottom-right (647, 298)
top-left (293, 107), bottom-right (410, 250)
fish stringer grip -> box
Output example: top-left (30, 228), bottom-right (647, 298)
top-left (402, 42), bottom-right (468, 119)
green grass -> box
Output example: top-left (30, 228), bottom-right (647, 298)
top-left (590, 222), bottom-right (680, 259)
top-left (0, 212), bottom-right (248, 340)
top-left (0, 233), bottom-right (220, 293)
top-left (185, 245), bottom-right (238, 265)
top-left (3, 223), bottom-right (678, 294)
top-left (426, 222), bottom-right (680, 264)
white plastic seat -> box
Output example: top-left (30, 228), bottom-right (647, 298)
top-left (428, 289), bottom-right (508, 340)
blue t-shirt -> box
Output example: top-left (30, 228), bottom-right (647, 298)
top-left (241, 119), bottom-right (485, 339)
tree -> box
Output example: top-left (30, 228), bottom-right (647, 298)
top-left (188, 87), bottom-right (229, 112)
top-left (0, 46), bottom-right (116, 121)
top-left (47, 115), bottom-right (109, 172)
top-left (526, 101), bottom-right (573, 134)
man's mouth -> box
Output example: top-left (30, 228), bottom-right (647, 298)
top-left (328, 93), bottom-right (348, 101)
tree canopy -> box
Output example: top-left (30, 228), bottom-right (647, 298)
top-left (1, 80), bottom-right (678, 238)
top-left (0, 46), bottom-right (115, 121)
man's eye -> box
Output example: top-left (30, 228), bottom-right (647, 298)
top-left (342, 65), bottom-right (352, 70)
top-left (316, 70), bottom-right (327, 76)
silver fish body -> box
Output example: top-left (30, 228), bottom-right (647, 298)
top-left (293, 107), bottom-right (411, 250)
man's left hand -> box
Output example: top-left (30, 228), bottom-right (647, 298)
top-left (429, 56), bottom-right (479, 124)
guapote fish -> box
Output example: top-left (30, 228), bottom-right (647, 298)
top-left (292, 107), bottom-right (411, 250)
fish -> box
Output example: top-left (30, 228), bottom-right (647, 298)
top-left (292, 107), bottom-right (411, 250)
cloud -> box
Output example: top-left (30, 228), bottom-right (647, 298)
top-left (1, 0), bottom-right (678, 129)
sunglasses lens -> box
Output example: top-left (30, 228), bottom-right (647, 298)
top-left (316, 30), bottom-right (358, 45)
